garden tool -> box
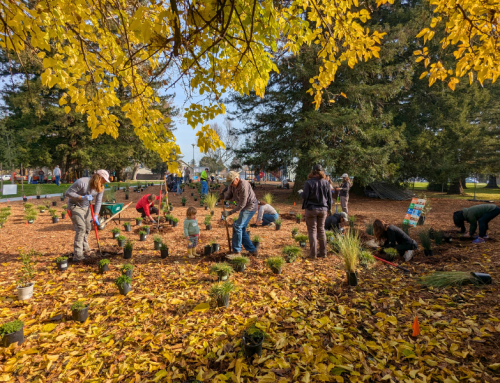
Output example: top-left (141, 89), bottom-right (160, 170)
top-left (372, 254), bottom-right (411, 273)
top-left (98, 202), bottom-right (132, 229)
top-left (222, 202), bottom-right (232, 252)
top-left (158, 184), bottom-right (162, 231)
top-left (89, 203), bottom-right (102, 255)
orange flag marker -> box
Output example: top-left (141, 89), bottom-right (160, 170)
top-left (412, 315), bottom-right (420, 337)
top-left (294, 201), bottom-right (296, 206)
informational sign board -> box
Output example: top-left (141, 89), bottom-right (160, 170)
top-left (403, 197), bottom-right (426, 227)
top-left (2, 184), bottom-right (17, 196)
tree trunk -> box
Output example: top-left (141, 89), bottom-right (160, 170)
top-left (447, 178), bottom-right (464, 195)
top-left (350, 177), bottom-right (365, 196)
top-left (461, 176), bottom-right (468, 189)
top-left (132, 163), bottom-right (140, 180)
top-left (292, 156), bottom-right (311, 197)
top-left (485, 175), bottom-right (498, 188)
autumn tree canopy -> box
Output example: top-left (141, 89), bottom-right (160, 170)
top-left (1, 0), bottom-right (498, 168)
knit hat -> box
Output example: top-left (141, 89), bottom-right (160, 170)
top-left (226, 171), bottom-right (240, 182)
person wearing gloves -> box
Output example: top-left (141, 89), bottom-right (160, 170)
top-left (453, 204), bottom-right (500, 244)
top-left (298, 164), bottom-right (333, 258)
top-left (335, 173), bottom-right (351, 215)
top-left (200, 167), bottom-right (209, 196)
top-left (221, 171), bottom-right (259, 255)
top-left (324, 212), bottom-right (347, 231)
top-left (251, 201), bottom-right (279, 227)
top-left (373, 219), bottom-right (418, 261)
top-left (65, 170), bottom-right (109, 263)
top-left (136, 193), bottom-right (160, 223)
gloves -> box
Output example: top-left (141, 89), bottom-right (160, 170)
top-left (298, 189), bottom-right (303, 194)
top-left (94, 214), bottom-right (100, 225)
top-left (84, 195), bottom-right (93, 201)
top-left (150, 219), bottom-right (157, 224)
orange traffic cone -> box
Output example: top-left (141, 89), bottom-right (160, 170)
top-left (294, 201), bottom-right (296, 206)
top-left (412, 315), bottom-right (420, 337)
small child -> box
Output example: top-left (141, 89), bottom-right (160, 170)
top-left (184, 207), bottom-right (200, 257)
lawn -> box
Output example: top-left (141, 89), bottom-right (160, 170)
top-left (408, 182), bottom-right (500, 201)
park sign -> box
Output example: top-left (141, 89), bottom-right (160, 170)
top-left (403, 198), bottom-right (427, 227)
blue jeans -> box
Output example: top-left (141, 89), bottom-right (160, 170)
top-left (262, 213), bottom-right (279, 226)
top-left (201, 180), bottom-right (208, 195)
top-left (478, 207), bottom-right (500, 237)
top-left (176, 181), bottom-right (182, 195)
top-left (55, 175), bottom-right (60, 186)
top-left (232, 210), bottom-right (257, 253)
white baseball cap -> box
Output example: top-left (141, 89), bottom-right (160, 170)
top-left (96, 169), bottom-right (110, 182)
top-left (341, 173), bottom-right (349, 178)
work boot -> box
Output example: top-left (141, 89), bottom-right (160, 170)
top-left (472, 237), bottom-right (485, 244)
top-left (250, 249), bottom-right (259, 257)
top-left (403, 250), bottom-right (414, 262)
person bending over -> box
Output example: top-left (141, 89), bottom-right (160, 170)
top-left (373, 219), bottom-right (418, 262)
top-left (453, 204), bottom-right (500, 244)
top-left (252, 201), bottom-right (279, 227)
top-left (136, 193), bottom-right (160, 223)
top-left (324, 212), bottom-right (347, 231)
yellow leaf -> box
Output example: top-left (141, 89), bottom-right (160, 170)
top-left (488, 363), bottom-right (500, 371)
top-left (340, 92), bottom-right (347, 98)
top-left (193, 302), bottom-right (210, 311)
top-left (170, 298), bottom-right (184, 305)
top-left (64, 106), bottom-right (71, 114)
top-left (41, 323), bottom-right (58, 332)
top-left (153, 369), bottom-right (168, 382)
top-left (419, 71), bottom-right (428, 80)
top-left (385, 316), bottom-right (397, 326)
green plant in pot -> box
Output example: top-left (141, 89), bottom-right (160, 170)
top-left (210, 262), bottom-right (234, 281)
top-left (204, 215), bottom-right (212, 230)
top-left (116, 235), bottom-right (126, 248)
top-left (153, 235), bottom-right (162, 250)
top-left (337, 231), bottom-right (361, 286)
top-left (359, 250), bottom-right (375, 269)
top-left (61, 210), bottom-right (67, 219)
top-left (51, 213), bottom-right (59, 223)
top-left (55, 256), bottom-right (68, 271)
top-left (282, 246), bottom-right (301, 263)
top-left (231, 256), bottom-right (249, 272)
top-left (160, 243), bottom-right (169, 258)
top-left (251, 235), bottom-right (261, 250)
top-left (123, 221), bottom-right (131, 232)
top-left (294, 234), bottom-right (308, 248)
top-left (17, 249), bottom-right (36, 300)
top-left (382, 247), bottom-right (398, 261)
top-left (25, 212), bottom-right (37, 224)
top-left (115, 274), bottom-right (132, 295)
top-left (124, 241), bottom-right (134, 259)
top-left (210, 239), bottom-right (220, 253)
top-left (204, 193), bottom-right (218, 215)
top-left (209, 281), bottom-right (235, 307)
top-left (0, 319), bottom-right (24, 347)
top-left (121, 263), bottom-right (134, 278)
top-left (172, 217), bottom-right (179, 227)
top-left (98, 258), bottom-right (110, 273)
top-left (295, 213), bottom-right (303, 224)
top-left (274, 219), bottom-right (282, 230)
top-left (49, 208), bottom-right (57, 216)
top-left (142, 225), bottom-right (151, 235)
top-left (243, 324), bottom-right (267, 358)
top-left (266, 256), bottom-right (285, 274)
top-left (111, 227), bottom-right (120, 239)
top-left (419, 229), bottom-right (433, 256)
top-left (139, 230), bottom-right (147, 241)
top-left (70, 301), bottom-right (89, 323)
top-left (135, 217), bottom-right (143, 226)
top-left (291, 227), bottom-right (299, 237)
top-left (181, 196), bottom-right (187, 206)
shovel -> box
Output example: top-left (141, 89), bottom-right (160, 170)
top-left (372, 254), bottom-right (411, 273)
top-left (89, 203), bottom-right (102, 255)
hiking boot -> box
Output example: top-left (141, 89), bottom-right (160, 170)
top-left (472, 237), bottom-right (485, 244)
top-left (403, 250), bottom-right (414, 262)
top-left (268, 222), bottom-right (275, 228)
top-left (250, 250), bottom-right (259, 256)
top-left (317, 254), bottom-right (327, 258)
top-left (483, 235), bottom-right (490, 239)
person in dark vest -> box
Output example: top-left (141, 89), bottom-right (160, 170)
top-left (373, 219), bottom-right (418, 262)
top-left (335, 173), bottom-right (351, 215)
top-left (324, 212), bottom-right (347, 231)
top-left (453, 204), bottom-right (500, 243)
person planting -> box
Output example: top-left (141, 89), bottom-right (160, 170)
top-left (135, 193), bottom-right (160, 223)
top-left (200, 167), bottom-right (209, 196)
top-left (184, 207), bottom-right (200, 258)
top-left (453, 204), bottom-right (500, 244)
top-left (298, 164), bottom-right (332, 258)
top-left (324, 212), bottom-right (348, 231)
top-left (335, 173), bottom-right (351, 215)
top-left (252, 201), bottom-right (279, 227)
top-left (221, 171), bottom-right (259, 255)
top-left (373, 219), bottom-right (418, 262)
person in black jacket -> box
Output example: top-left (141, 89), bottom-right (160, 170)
top-left (298, 164), bottom-right (333, 258)
top-left (373, 219), bottom-right (418, 262)
top-left (324, 212), bottom-right (347, 231)
top-left (335, 173), bottom-right (351, 214)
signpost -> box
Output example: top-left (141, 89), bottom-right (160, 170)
top-left (403, 197), bottom-right (427, 227)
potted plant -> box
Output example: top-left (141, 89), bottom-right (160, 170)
top-left (210, 240), bottom-right (220, 253)
top-left (153, 235), bottom-right (162, 250)
top-left (294, 234), bottom-right (308, 248)
top-left (291, 227), bottom-right (299, 237)
top-left (115, 275), bottom-right (132, 295)
top-left (25, 212), bottom-right (37, 224)
top-left (70, 301), bottom-right (89, 323)
top-left (135, 217), bottom-right (143, 226)
top-left (348, 215), bottom-right (356, 230)
top-left (111, 227), bottom-right (120, 239)
top-left (52, 201), bottom-right (57, 207)
top-left (419, 230), bottom-right (433, 256)
top-left (121, 264), bottom-right (134, 278)
top-left (194, 197), bottom-right (198, 201)
top-left (160, 243), bottom-right (169, 258)
top-left (210, 263), bottom-right (234, 281)
top-left (231, 256), bottom-right (249, 272)
top-left (182, 196), bottom-right (187, 206)
top-left (61, 210), bottom-right (67, 219)
top-left (338, 231), bottom-right (361, 286)
top-left (295, 213), bottom-right (302, 224)
top-left (49, 208), bottom-right (57, 216)
top-left (443, 233), bottom-right (453, 243)
top-left (38, 205), bottom-right (46, 213)
top-left (266, 257), bottom-right (285, 274)
top-left (242, 324), bottom-right (266, 358)
top-left (204, 243), bottom-right (212, 255)
top-left (204, 193), bottom-right (217, 215)
top-left (36, 184), bottom-right (42, 199)
top-left (60, 193), bottom-right (65, 201)
top-left (23, 203), bottom-right (33, 211)
top-left (251, 235), bottom-right (261, 250)
top-left (205, 215), bottom-right (212, 230)
top-left (282, 246), bottom-right (301, 263)
top-left (169, 203), bottom-right (173, 212)
top-left (380, 247), bottom-right (398, 261)
top-left (172, 218), bottom-right (179, 227)
top-left (139, 230), bottom-right (147, 241)
top-left (0, 320), bottom-right (24, 347)
top-left (143, 225), bottom-right (150, 235)
top-left (124, 221), bottom-right (131, 232)
top-left (51, 213), bottom-right (59, 223)
top-left (17, 250), bottom-right (36, 301)
top-left (124, 240), bottom-right (133, 259)
top-left (275, 219), bottom-right (282, 231)
top-left (98, 259), bottom-right (110, 273)
top-left (55, 256), bottom-right (68, 271)
top-left (210, 281), bottom-right (235, 307)
top-left (434, 230), bottom-right (444, 245)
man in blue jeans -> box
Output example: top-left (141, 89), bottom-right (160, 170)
top-left (200, 168), bottom-right (209, 196)
top-left (222, 171), bottom-right (258, 255)
top-left (54, 165), bottom-right (61, 186)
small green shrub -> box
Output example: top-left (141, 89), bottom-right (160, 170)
top-left (139, 230), bottom-right (147, 236)
top-left (55, 256), bottom-right (68, 263)
top-left (434, 230), bottom-right (444, 245)
top-left (121, 264), bottom-right (134, 272)
top-left (359, 251), bottom-right (375, 268)
top-left (111, 227), bottom-right (120, 234)
top-left (70, 301), bottom-right (87, 311)
top-left (123, 221), bottom-right (131, 227)
top-left (142, 225), bottom-right (150, 230)
top-left (209, 281), bottom-right (235, 298)
top-left (291, 227), bottom-right (299, 236)
top-left (231, 256), bottom-right (249, 267)
top-left (252, 235), bottom-right (261, 243)
top-left (0, 320), bottom-right (23, 335)
top-left (275, 219), bottom-right (282, 225)
top-left (98, 259), bottom-right (110, 267)
top-left (124, 241), bottom-right (134, 250)
top-left (245, 324), bottom-right (267, 345)
top-left (266, 257), bottom-right (285, 270)
top-left (115, 275), bottom-right (132, 288)
top-left (117, 235), bottom-right (126, 241)
top-left (210, 263), bottom-right (234, 277)
top-left (153, 235), bottom-right (162, 243)
top-left (294, 234), bottom-right (308, 244)
top-left (172, 218), bottom-right (179, 223)
top-left (418, 230), bottom-right (432, 250)
top-left (296, 213), bottom-right (303, 220)
top-left (365, 223), bottom-right (374, 235)
top-left (204, 215), bottom-right (212, 225)
top-left (160, 243), bottom-right (169, 250)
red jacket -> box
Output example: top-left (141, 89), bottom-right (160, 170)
top-left (135, 194), bottom-right (160, 217)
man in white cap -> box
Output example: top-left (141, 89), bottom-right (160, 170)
top-left (65, 170), bottom-right (109, 262)
top-left (335, 173), bottom-right (351, 215)
top-left (221, 171), bottom-right (259, 255)
top-left (324, 211), bottom-right (348, 231)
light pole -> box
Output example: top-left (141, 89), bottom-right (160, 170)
top-left (191, 144), bottom-right (195, 172)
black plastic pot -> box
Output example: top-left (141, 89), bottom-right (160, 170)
top-left (418, 215), bottom-right (426, 226)
top-left (154, 241), bottom-right (161, 250)
top-left (234, 264), bottom-right (246, 273)
top-left (471, 272), bottom-right (492, 284)
top-left (125, 194), bottom-right (129, 200)
top-left (123, 269), bottom-right (133, 278)
top-left (424, 249), bottom-right (433, 256)
top-left (1, 327), bottom-right (24, 347)
top-left (28, 220), bottom-right (34, 224)
top-left (140, 234), bottom-right (147, 241)
top-left (346, 271), bottom-right (358, 286)
top-left (194, 198), bottom-right (198, 201)
top-left (243, 333), bottom-right (262, 358)
top-left (271, 267), bottom-right (281, 275)
top-left (99, 264), bottom-right (109, 273)
top-left (444, 236), bottom-right (452, 243)
top-left (205, 206), bottom-right (208, 210)
top-left (169, 219), bottom-right (173, 225)
top-left (119, 282), bottom-right (131, 295)
top-left (204, 245), bottom-right (212, 256)
top-left (23, 197), bottom-right (27, 202)
top-left (118, 239), bottom-right (125, 248)
top-left (210, 211), bottom-right (214, 216)
top-left (211, 243), bottom-right (220, 252)
top-left (160, 248), bottom-right (169, 258)
top-left (124, 249), bottom-right (132, 259)
top-left (275, 224), bottom-right (281, 231)
top-left (61, 213), bottom-right (66, 219)
top-left (170, 206), bottom-right (173, 211)
top-left (36, 195), bottom-right (40, 199)
top-left (182, 203), bottom-right (186, 206)
top-left (296, 218), bottom-right (301, 224)
top-left (252, 242), bottom-right (260, 250)
top-left (136, 220), bottom-right (142, 226)
top-left (57, 261), bottom-right (68, 271)
top-left (72, 306), bottom-right (89, 323)
top-left (191, 193), bottom-right (194, 196)
top-left (172, 221), bottom-right (178, 227)
top-left (60, 197), bottom-right (64, 201)
top-left (144, 227), bottom-right (150, 235)
top-left (299, 242), bottom-right (306, 248)
top-left (52, 201), bottom-right (57, 207)
top-left (206, 224), bottom-right (212, 230)
top-left (216, 294), bottom-right (229, 307)
top-left (124, 224), bottom-right (131, 232)
top-left (52, 217), bottom-right (59, 223)
top-left (112, 232), bottom-right (119, 239)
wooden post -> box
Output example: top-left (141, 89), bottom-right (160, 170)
top-left (0, 163), bottom-right (2, 194)
top-left (21, 163), bottom-right (24, 192)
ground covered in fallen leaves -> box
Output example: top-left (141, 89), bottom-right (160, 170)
top-left (0, 184), bottom-right (499, 383)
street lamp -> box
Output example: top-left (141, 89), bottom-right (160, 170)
top-left (191, 144), bottom-right (195, 170)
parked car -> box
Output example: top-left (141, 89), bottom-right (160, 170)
top-left (465, 177), bottom-right (479, 183)
top-left (0, 175), bottom-right (11, 181)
